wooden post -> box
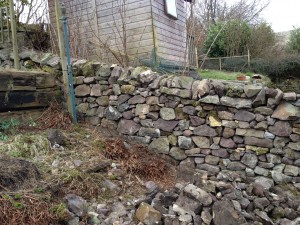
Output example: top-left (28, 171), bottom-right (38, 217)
top-left (8, 0), bottom-right (20, 70)
top-left (247, 49), bottom-right (251, 68)
top-left (55, 0), bottom-right (73, 116)
top-left (219, 58), bottom-right (222, 71)
top-left (195, 47), bottom-right (198, 69)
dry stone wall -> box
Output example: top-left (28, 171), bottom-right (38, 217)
top-left (2, 50), bottom-right (300, 186)
top-left (71, 61), bottom-right (300, 186)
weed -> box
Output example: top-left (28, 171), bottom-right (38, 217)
top-left (34, 187), bottom-right (46, 193)
top-left (51, 203), bottom-right (68, 220)
top-left (0, 118), bottom-right (20, 141)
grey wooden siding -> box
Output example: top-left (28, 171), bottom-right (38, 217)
top-left (48, 0), bottom-right (187, 64)
top-left (151, 0), bottom-right (187, 64)
top-left (95, 0), bottom-right (154, 63)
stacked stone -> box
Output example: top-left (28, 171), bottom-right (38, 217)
top-left (71, 61), bottom-right (300, 186)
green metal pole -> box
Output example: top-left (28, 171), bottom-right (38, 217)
top-left (55, 0), bottom-right (76, 123)
top-left (8, 0), bottom-right (20, 70)
top-left (61, 4), bottom-right (77, 124)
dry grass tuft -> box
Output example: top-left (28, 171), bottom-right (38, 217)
top-left (35, 101), bottom-right (72, 130)
top-left (102, 138), bottom-right (176, 187)
top-left (0, 192), bottom-right (58, 225)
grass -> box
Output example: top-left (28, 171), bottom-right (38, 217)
top-left (199, 69), bottom-right (253, 80)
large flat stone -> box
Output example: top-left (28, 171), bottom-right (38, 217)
top-left (194, 125), bottom-right (217, 137)
top-left (153, 119), bottom-right (178, 132)
top-left (268, 121), bottom-right (293, 137)
top-left (244, 137), bottom-right (273, 148)
top-left (220, 96), bottom-right (252, 109)
top-left (272, 102), bottom-right (300, 120)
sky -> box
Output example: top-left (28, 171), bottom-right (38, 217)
top-left (226, 0), bottom-right (300, 32)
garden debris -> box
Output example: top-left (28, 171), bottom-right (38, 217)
top-left (35, 101), bottom-right (72, 130)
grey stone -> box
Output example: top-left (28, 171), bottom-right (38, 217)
top-left (178, 136), bottom-right (193, 149)
top-left (169, 76), bottom-right (194, 89)
top-left (266, 154), bottom-right (281, 164)
top-left (264, 131), bottom-right (275, 139)
top-left (182, 106), bottom-right (196, 115)
top-left (255, 211), bottom-right (274, 225)
top-left (192, 136), bottom-right (210, 148)
top-left (271, 171), bottom-right (292, 184)
top-left (220, 138), bottom-right (236, 148)
top-left (76, 103), bottom-right (89, 114)
top-left (254, 166), bottom-right (269, 176)
top-left (234, 110), bottom-right (255, 122)
top-left (74, 84), bottom-right (91, 96)
top-left (135, 104), bottom-right (150, 117)
top-left (244, 84), bottom-right (262, 97)
top-left (222, 120), bottom-right (238, 128)
top-left (254, 107), bottom-right (273, 115)
top-left (220, 96), bottom-right (252, 109)
top-left (254, 197), bottom-right (270, 210)
top-left (196, 164), bottom-right (220, 176)
top-left (254, 177), bottom-right (274, 190)
top-left (252, 88), bottom-right (266, 107)
top-left (283, 92), bottom-right (297, 101)
top-left (194, 125), bottom-right (217, 137)
top-left (258, 162), bottom-right (274, 169)
top-left (90, 84), bottom-right (101, 96)
top-left (183, 184), bottom-right (212, 206)
top-left (135, 202), bottom-right (161, 225)
top-left (160, 108), bottom-right (176, 120)
top-left (153, 119), bottom-right (178, 132)
top-left (199, 95), bottom-right (220, 104)
top-left (201, 210), bottom-right (212, 224)
top-left (48, 129), bottom-right (65, 146)
top-left (284, 165), bottom-right (299, 176)
top-left (149, 137), bottom-right (169, 154)
top-left (140, 119), bottom-right (154, 128)
top-left (189, 116), bottom-right (206, 126)
top-left (192, 79), bottom-right (210, 99)
top-left (205, 155), bottom-right (220, 165)
top-left (139, 127), bottom-right (160, 138)
top-left (104, 106), bottom-right (122, 120)
top-left (170, 147), bottom-right (187, 160)
top-left (211, 80), bottom-right (226, 97)
top-left (178, 120), bottom-right (190, 130)
top-left (241, 153), bottom-right (258, 168)
top-left (177, 158), bottom-right (196, 182)
top-left (96, 96), bottom-right (109, 106)
top-left (65, 194), bottom-right (87, 217)
top-left (139, 70), bottom-right (158, 84)
top-left (227, 162), bottom-right (246, 171)
top-left (244, 137), bottom-right (273, 148)
top-left (274, 136), bottom-right (289, 148)
top-left (269, 121), bottom-right (293, 137)
top-left (212, 149), bottom-right (229, 158)
top-left (287, 142), bottom-right (300, 151)
top-left (218, 111), bottom-right (234, 120)
top-left (160, 86), bottom-right (191, 98)
top-left (128, 95), bottom-right (146, 104)
top-left (109, 66), bottom-right (122, 84)
top-left (272, 102), bottom-right (300, 120)
top-left (236, 128), bottom-right (264, 138)
top-left (117, 120), bottom-right (140, 135)
top-left (212, 200), bottom-right (245, 225)
top-left (223, 127), bottom-right (235, 138)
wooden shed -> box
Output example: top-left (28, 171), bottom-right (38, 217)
top-left (48, 0), bottom-right (192, 66)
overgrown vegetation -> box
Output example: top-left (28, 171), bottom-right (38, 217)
top-left (0, 118), bottom-right (20, 141)
top-left (0, 102), bottom-right (175, 224)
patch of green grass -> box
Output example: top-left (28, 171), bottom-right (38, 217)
top-left (199, 69), bottom-right (253, 80)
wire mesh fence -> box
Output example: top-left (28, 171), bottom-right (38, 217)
top-left (200, 55), bottom-right (250, 72)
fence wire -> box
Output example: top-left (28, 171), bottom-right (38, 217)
top-left (200, 55), bottom-right (250, 72)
